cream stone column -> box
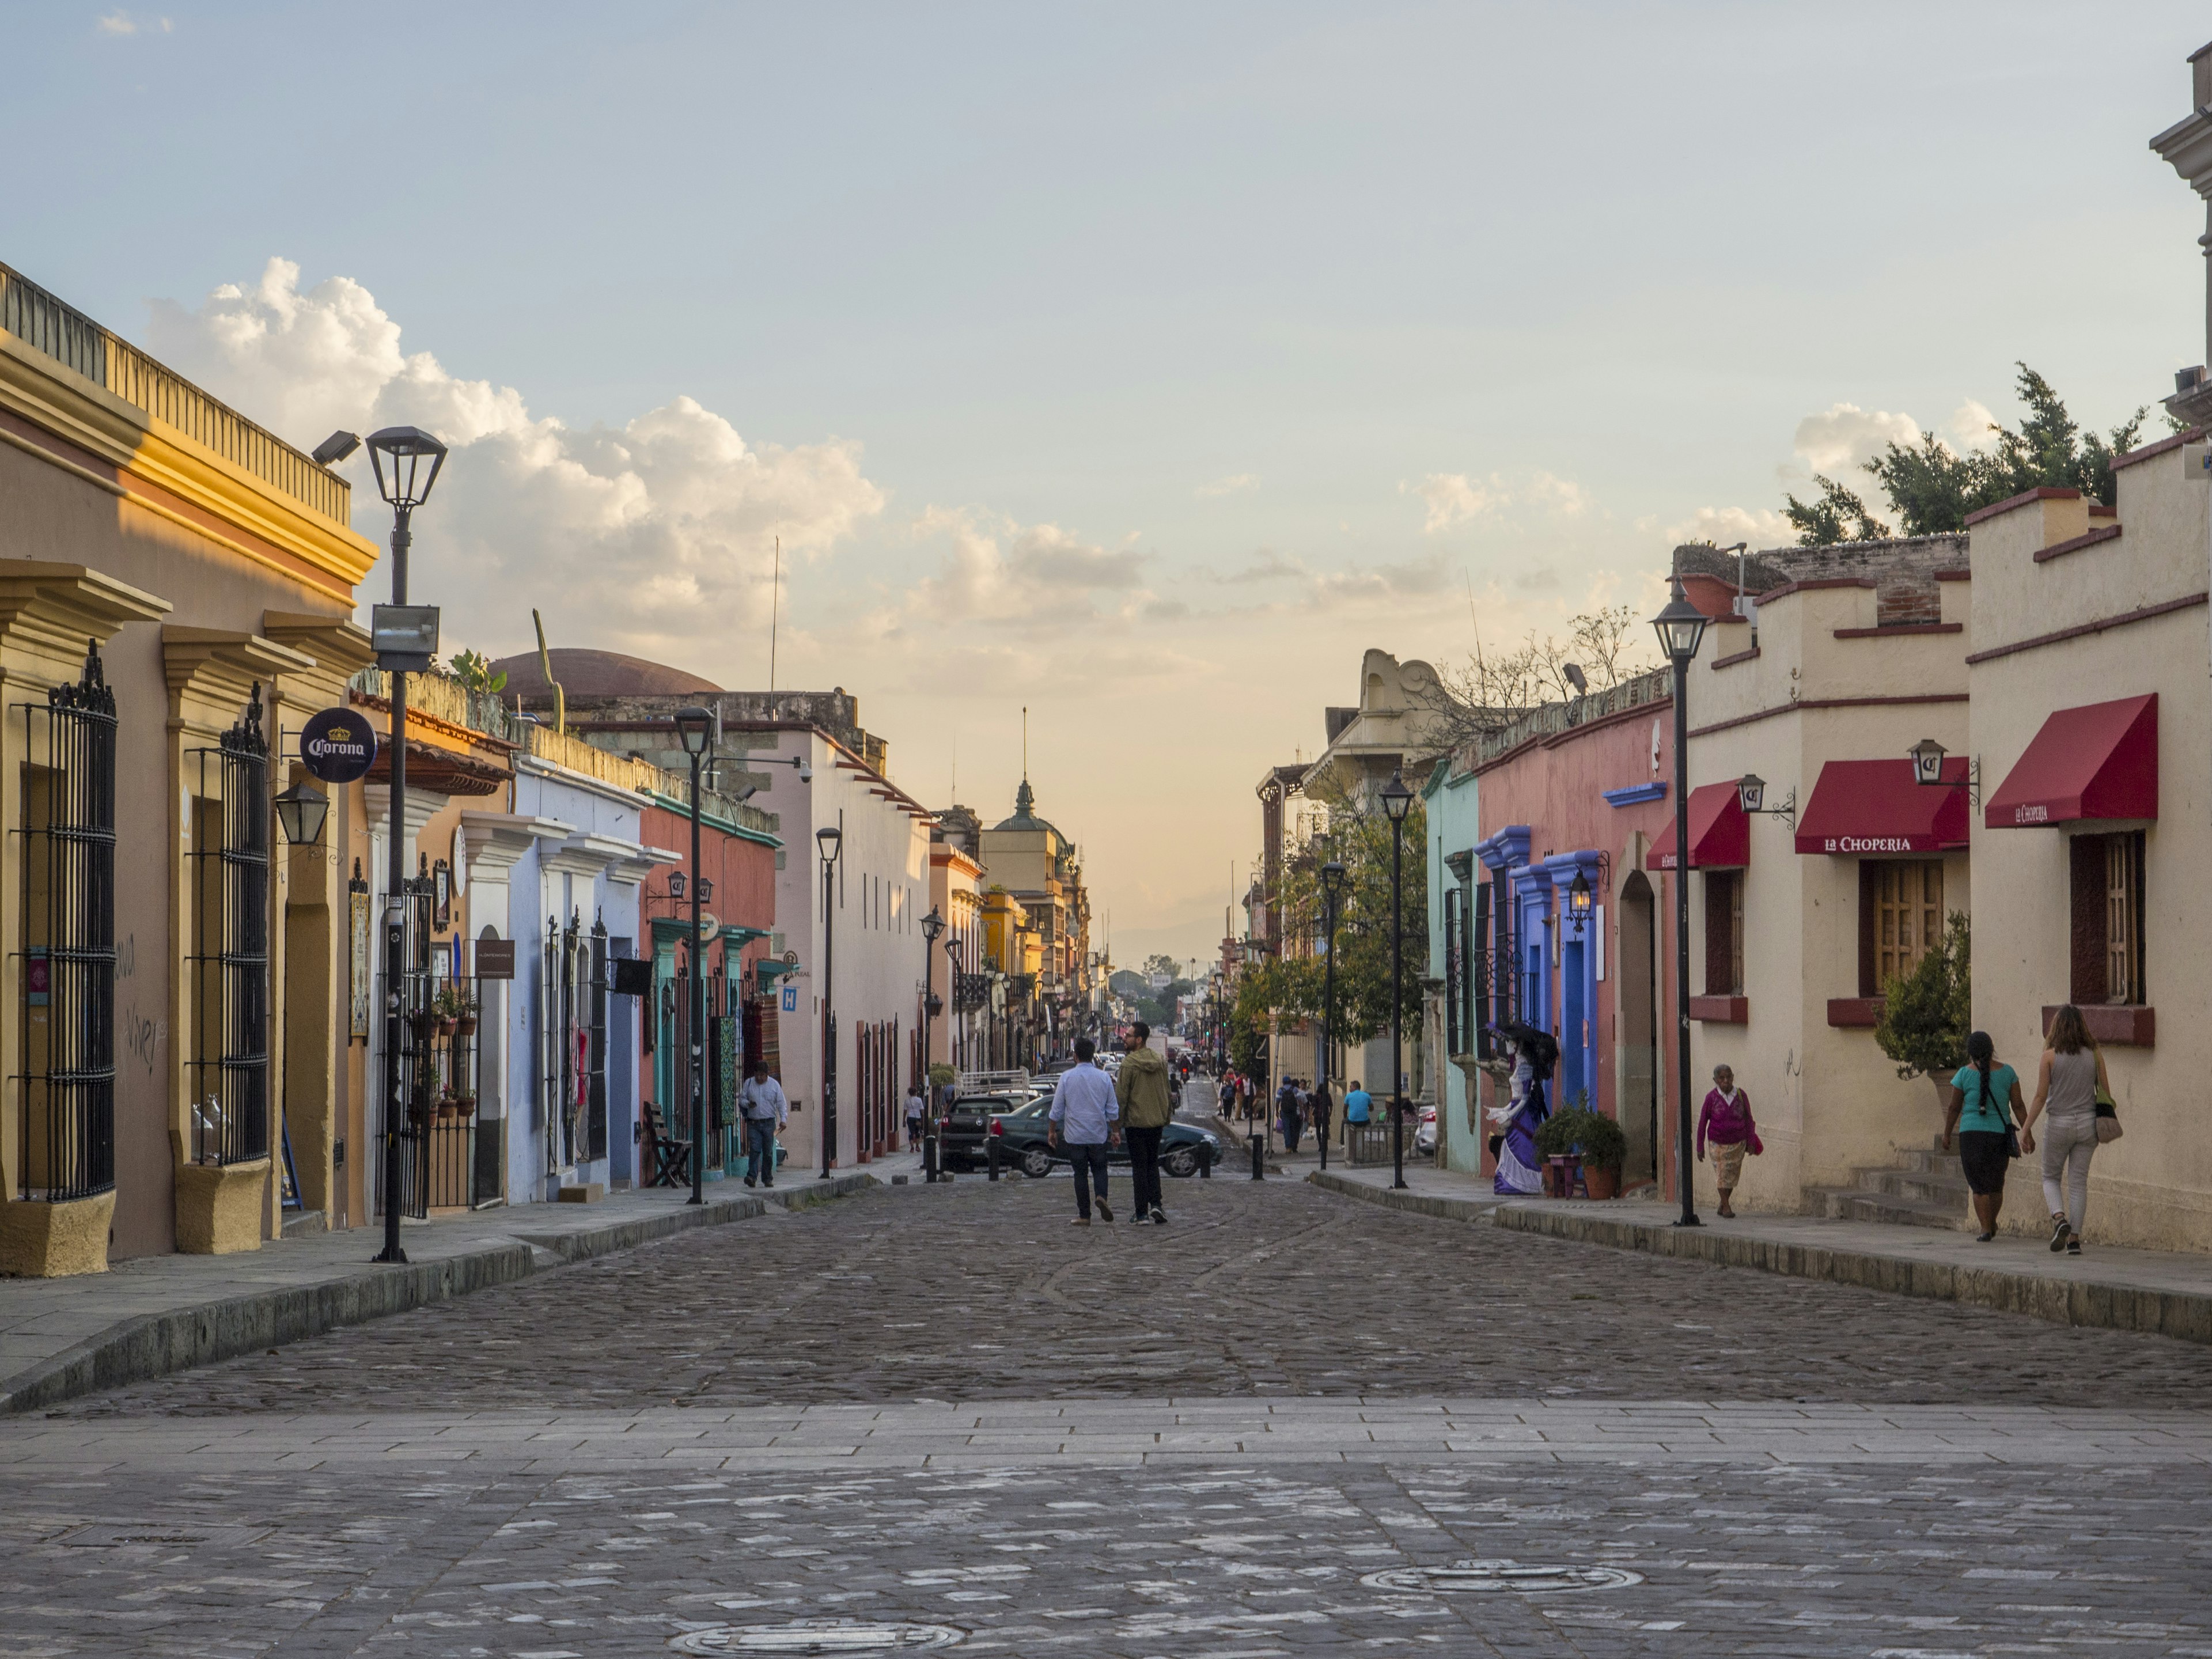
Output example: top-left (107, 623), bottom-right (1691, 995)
top-left (0, 563), bottom-right (170, 1277)
top-left (162, 627), bottom-right (314, 1255)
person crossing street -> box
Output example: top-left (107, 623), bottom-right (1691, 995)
top-left (1048, 1037), bottom-right (1119, 1225)
top-left (1116, 1022), bottom-right (1177, 1224)
top-left (738, 1060), bottom-right (787, 1189)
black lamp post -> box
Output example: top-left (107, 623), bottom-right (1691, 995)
top-left (816, 819), bottom-right (843, 1179)
top-left (1380, 770), bottom-right (1414, 1191)
top-left (946, 936), bottom-right (965, 1079)
top-left (674, 706), bottom-right (714, 1205)
top-left (1652, 575), bottom-right (1710, 1228)
top-left (1319, 858), bottom-right (1346, 1172)
top-left (921, 904), bottom-right (946, 1181)
top-left (364, 425), bottom-right (446, 1266)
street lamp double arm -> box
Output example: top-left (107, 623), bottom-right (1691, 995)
top-left (674, 707), bottom-right (714, 1206)
top-left (921, 904), bottom-right (945, 1181)
top-left (1380, 771), bottom-right (1414, 1191)
top-left (1320, 857), bottom-right (1346, 1173)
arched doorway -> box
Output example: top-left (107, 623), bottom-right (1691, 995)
top-left (1616, 872), bottom-right (1658, 1185)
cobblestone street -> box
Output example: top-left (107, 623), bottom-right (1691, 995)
top-left (6, 1176), bottom-right (2211, 1656)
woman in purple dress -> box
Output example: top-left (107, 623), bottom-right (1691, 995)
top-left (1488, 1025), bottom-right (1555, 1195)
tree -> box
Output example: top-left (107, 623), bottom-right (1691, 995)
top-left (1873, 911), bottom-right (1972, 1092)
top-left (1416, 605), bottom-right (1660, 756)
top-left (1786, 365), bottom-right (2154, 546)
top-left (448, 649), bottom-right (507, 695)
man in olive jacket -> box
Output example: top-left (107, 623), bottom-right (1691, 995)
top-left (1116, 1023), bottom-right (1177, 1224)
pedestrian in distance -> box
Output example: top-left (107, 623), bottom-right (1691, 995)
top-left (904, 1080), bottom-right (926, 1152)
top-left (737, 1060), bottom-right (787, 1189)
top-left (1281, 1078), bottom-right (1305, 1154)
top-left (1343, 1079), bottom-right (1372, 1131)
top-left (1309, 1077), bottom-right (1334, 1151)
top-left (1217, 1072), bottom-right (1237, 1120)
top-left (2020, 1003), bottom-right (2111, 1255)
top-left (1695, 1063), bottom-right (1760, 1217)
top-left (1048, 1036), bottom-right (1119, 1224)
top-left (1116, 1021), bottom-right (1177, 1224)
top-left (1941, 1029), bottom-right (2029, 1242)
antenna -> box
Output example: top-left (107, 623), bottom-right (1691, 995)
top-left (1021, 706), bottom-right (1028, 779)
top-left (531, 608), bottom-right (566, 736)
top-left (767, 535), bottom-right (781, 696)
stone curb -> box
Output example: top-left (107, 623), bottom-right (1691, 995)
top-left (0, 1172), bottom-right (878, 1415)
top-left (1309, 1170), bottom-right (2212, 1346)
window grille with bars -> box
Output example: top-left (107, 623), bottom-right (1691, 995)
top-left (372, 880), bottom-right (485, 1219)
top-left (14, 642), bottom-right (117, 1202)
top-left (187, 687), bottom-right (270, 1168)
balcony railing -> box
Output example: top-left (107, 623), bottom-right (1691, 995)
top-left (1, 262), bottom-right (351, 526)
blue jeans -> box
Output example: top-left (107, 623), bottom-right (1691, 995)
top-left (1067, 1142), bottom-right (1109, 1216)
top-left (744, 1118), bottom-right (778, 1184)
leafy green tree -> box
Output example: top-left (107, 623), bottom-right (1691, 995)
top-left (448, 649), bottom-right (507, 694)
top-left (1786, 365), bottom-right (2154, 545)
top-left (1873, 911), bottom-right (1972, 1083)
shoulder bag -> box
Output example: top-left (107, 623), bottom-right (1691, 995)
top-left (2093, 1082), bottom-right (2122, 1145)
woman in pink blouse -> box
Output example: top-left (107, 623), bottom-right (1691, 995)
top-left (1695, 1063), bottom-right (1760, 1218)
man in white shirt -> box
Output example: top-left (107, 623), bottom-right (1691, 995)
top-left (738, 1061), bottom-right (788, 1189)
top-left (1048, 1037), bottom-right (1120, 1225)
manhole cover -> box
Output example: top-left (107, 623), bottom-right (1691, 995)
top-left (671, 1620), bottom-right (965, 1654)
top-left (1363, 1559), bottom-right (1644, 1594)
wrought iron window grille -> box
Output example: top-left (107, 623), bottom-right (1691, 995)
top-left (13, 642), bottom-right (118, 1202)
top-left (187, 687), bottom-right (270, 1168)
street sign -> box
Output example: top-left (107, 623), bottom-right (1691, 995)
top-left (474, 939), bottom-right (517, 980)
top-left (781, 983), bottom-right (798, 1013)
top-left (299, 707), bottom-right (376, 784)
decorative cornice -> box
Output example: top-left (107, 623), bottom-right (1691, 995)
top-left (456, 812), bottom-right (574, 881)
top-left (260, 609), bottom-right (375, 687)
top-left (161, 626), bottom-right (314, 726)
top-left (0, 559), bottom-right (170, 677)
top-left (543, 831), bottom-right (643, 880)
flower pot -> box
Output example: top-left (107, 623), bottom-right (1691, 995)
top-left (456, 1017), bottom-right (478, 1037)
top-left (436, 1017), bottom-right (457, 1037)
top-left (456, 1099), bottom-right (476, 1120)
top-left (1585, 1164), bottom-right (1620, 1201)
top-left (437, 1104), bottom-right (458, 1122)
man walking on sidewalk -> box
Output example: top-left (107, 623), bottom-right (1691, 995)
top-left (1049, 1037), bottom-right (1118, 1224)
top-left (738, 1060), bottom-right (787, 1188)
top-left (1117, 1022), bottom-right (1177, 1224)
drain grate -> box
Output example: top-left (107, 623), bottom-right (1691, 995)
top-left (1363, 1559), bottom-right (1644, 1594)
top-left (671, 1622), bottom-right (965, 1654)
top-left (60, 1522), bottom-right (270, 1550)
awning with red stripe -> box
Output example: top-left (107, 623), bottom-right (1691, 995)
top-left (1985, 694), bottom-right (2158, 828)
top-left (1644, 781), bottom-right (1749, 870)
top-left (1794, 758), bottom-right (1969, 855)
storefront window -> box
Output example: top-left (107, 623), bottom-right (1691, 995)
top-left (1861, 860), bottom-right (1944, 994)
top-left (2070, 831), bottom-right (2146, 1005)
top-left (1703, 870), bottom-right (1744, 997)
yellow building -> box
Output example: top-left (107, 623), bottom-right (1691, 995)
top-left (0, 259), bottom-right (377, 1273)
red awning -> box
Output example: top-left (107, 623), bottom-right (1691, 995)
top-left (1645, 782), bottom-right (1749, 870)
top-left (1794, 758), bottom-right (1969, 855)
top-left (1985, 694), bottom-right (2158, 829)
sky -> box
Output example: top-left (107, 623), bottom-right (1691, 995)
top-left (5, 2), bottom-right (2209, 965)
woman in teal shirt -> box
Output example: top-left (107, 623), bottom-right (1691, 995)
top-left (1941, 1030), bottom-right (2030, 1243)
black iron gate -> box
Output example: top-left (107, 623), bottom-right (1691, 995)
top-left (187, 688), bottom-right (270, 1168)
top-left (375, 876), bottom-right (484, 1218)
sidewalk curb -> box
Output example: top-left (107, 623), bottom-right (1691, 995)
top-left (1309, 1171), bottom-right (2212, 1346)
top-left (0, 1172), bottom-right (878, 1415)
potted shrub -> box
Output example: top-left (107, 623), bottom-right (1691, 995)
top-left (1874, 910), bottom-right (1971, 1109)
top-left (1534, 1098), bottom-right (1627, 1199)
top-left (454, 1090), bottom-right (477, 1120)
top-left (454, 989), bottom-right (479, 1039)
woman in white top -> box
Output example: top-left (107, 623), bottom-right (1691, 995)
top-left (2019, 1003), bottom-right (2108, 1255)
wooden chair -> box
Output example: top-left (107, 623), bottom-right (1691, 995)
top-left (641, 1100), bottom-right (692, 1188)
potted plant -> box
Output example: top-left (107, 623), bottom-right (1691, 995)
top-left (431, 984), bottom-right (467, 1036)
top-left (454, 1090), bottom-right (477, 1120)
top-left (1534, 1099), bottom-right (1627, 1199)
top-left (1873, 910), bottom-right (1971, 1110)
top-left (453, 988), bottom-right (479, 1038)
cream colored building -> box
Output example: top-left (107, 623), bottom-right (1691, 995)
top-left (1675, 545), bottom-right (1972, 1217)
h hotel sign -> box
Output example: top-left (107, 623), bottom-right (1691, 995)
top-left (300, 707), bottom-right (377, 785)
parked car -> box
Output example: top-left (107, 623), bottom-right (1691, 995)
top-left (1414, 1103), bottom-right (1438, 1157)
top-left (939, 1093), bottom-right (1027, 1170)
top-left (988, 1100), bottom-right (1221, 1180)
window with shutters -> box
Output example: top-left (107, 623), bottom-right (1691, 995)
top-left (1861, 860), bottom-right (1944, 993)
top-left (2068, 831), bottom-right (2146, 1006)
top-left (1702, 870), bottom-right (1744, 997)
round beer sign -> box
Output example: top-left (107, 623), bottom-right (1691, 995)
top-left (300, 706), bottom-right (377, 784)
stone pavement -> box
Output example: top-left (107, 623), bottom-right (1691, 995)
top-left (9, 1158), bottom-right (2212, 1655)
top-left (1313, 1161), bottom-right (2212, 1344)
top-left (0, 1171), bottom-right (878, 1414)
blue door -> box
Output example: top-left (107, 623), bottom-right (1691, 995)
top-left (1560, 938), bottom-right (1587, 1107)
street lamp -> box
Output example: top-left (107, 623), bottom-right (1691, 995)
top-left (1566, 868), bottom-right (1593, 931)
top-left (816, 819), bottom-right (843, 1180)
top-left (921, 904), bottom-right (946, 1181)
top-left (674, 706), bottom-right (714, 1206)
top-left (364, 425), bottom-right (447, 1267)
top-left (274, 781), bottom-right (329, 847)
top-left (1319, 858), bottom-right (1346, 1173)
top-left (1380, 770), bottom-right (1414, 1191)
top-left (1908, 736), bottom-right (1981, 805)
top-left (1652, 575), bottom-right (1709, 1229)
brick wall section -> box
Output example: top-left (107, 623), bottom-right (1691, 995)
top-left (1680, 533), bottom-right (1967, 627)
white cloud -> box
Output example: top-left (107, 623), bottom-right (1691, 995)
top-left (889, 507), bottom-right (1149, 634)
top-left (1944, 399), bottom-right (1999, 453)
top-left (96, 10), bottom-right (169, 33)
top-left (1664, 504), bottom-right (1796, 551)
top-left (146, 258), bottom-right (884, 663)
top-left (1196, 472), bottom-right (1258, 498)
top-left (1789, 402), bottom-right (1921, 478)
top-left (1411, 472), bottom-right (1493, 533)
